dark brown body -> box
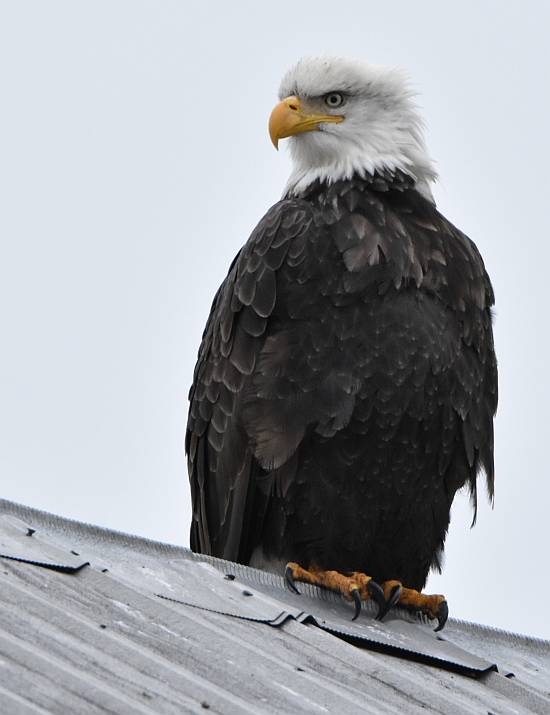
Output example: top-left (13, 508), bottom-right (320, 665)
top-left (187, 171), bottom-right (497, 591)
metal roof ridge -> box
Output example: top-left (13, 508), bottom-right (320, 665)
top-left (448, 616), bottom-right (550, 651)
top-left (1, 498), bottom-right (547, 649)
top-left (0, 498), bottom-right (185, 555)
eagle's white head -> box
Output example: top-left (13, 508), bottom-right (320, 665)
top-left (269, 56), bottom-right (437, 201)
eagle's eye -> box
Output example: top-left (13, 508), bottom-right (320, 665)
top-left (324, 92), bottom-right (345, 109)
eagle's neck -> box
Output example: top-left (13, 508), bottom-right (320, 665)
top-left (286, 159), bottom-right (436, 204)
top-left (283, 126), bottom-right (437, 204)
top-left (285, 169), bottom-right (416, 202)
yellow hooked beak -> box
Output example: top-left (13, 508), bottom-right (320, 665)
top-left (268, 95), bottom-right (344, 149)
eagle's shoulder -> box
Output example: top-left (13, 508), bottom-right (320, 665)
top-left (187, 197), bottom-right (315, 404)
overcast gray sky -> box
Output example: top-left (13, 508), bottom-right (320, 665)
top-left (1, 1), bottom-right (549, 639)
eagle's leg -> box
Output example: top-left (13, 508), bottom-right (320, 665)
top-left (284, 562), bottom-right (388, 621)
top-left (380, 580), bottom-right (448, 631)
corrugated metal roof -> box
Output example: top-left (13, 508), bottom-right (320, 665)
top-left (0, 499), bottom-right (548, 715)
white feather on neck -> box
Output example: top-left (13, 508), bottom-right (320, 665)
top-left (279, 57), bottom-right (438, 202)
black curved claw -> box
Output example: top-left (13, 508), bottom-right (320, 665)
top-left (434, 600), bottom-right (448, 632)
top-left (376, 583), bottom-right (402, 622)
top-left (366, 580), bottom-right (387, 620)
top-left (386, 583), bottom-right (402, 611)
top-left (284, 564), bottom-right (301, 595)
top-left (350, 588), bottom-right (362, 621)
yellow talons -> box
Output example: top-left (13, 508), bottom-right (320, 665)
top-left (381, 579), bottom-right (449, 630)
top-left (284, 562), bottom-right (388, 620)
top-left (285, 562), bottom-right (371, 600)
top-left (283, 564), bottom-right (449, 630)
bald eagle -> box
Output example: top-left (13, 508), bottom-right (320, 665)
top-left (187, 57), bottom-right (497, 630)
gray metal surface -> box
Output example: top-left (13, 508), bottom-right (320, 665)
top-left (0, 514), bottom-right (89, 573)
top-left (155, 584), bottom-right (496, 677)
top-left (0, 499), bottom-right (548, 715)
